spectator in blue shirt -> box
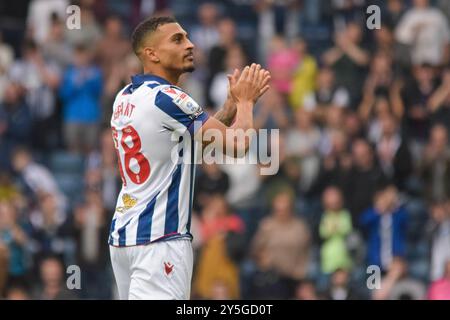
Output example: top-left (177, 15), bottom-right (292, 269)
top-left (360, 184), bottom-right (408, 272)
top-left (59, 43), bottom-right (102, 154)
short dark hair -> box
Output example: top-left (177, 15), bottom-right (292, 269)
top-left (131, 16), bottom-right (177, 55)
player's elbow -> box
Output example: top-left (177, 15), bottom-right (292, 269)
top-left (225, 146), bottom-right (249, 158)
top-left (235, 139), bottom-right (250, 158)
top-left (223, 135), bottom-right (251, 158)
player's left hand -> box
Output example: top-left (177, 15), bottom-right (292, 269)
top-left (227, 66), bottom-right (271, 104)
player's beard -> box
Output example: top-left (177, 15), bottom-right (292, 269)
top-left (182, 52), bottom-right (195, 73)
top-left (182, 63), bottom-right (195, 73)
top-left (183, 61), bottom-right (195, 72)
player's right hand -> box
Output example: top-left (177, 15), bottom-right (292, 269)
top-left (228, 63), bottom-right (271, 105)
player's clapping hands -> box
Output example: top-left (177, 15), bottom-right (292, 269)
top-left (228, 63), bottom-right (271, 105)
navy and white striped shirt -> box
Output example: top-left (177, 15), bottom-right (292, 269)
top-left (108, 74), bottom-right (209, 246)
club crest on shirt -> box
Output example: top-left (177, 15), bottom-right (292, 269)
top-left (116, 193), bottom-right (138, 213)
top-left (164, 261), bottom-right (174, 277)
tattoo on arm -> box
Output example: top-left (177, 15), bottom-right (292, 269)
top-left (213, 98), bottom-right (236, 127)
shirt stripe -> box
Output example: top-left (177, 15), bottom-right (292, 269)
top-left (136, 191), bottom-right (160, 245)
top-left (164, 163), bottom-right (182, 235)
top-left (109, 219), bottom-right (117, 245)
top-left (187, 112), bottom-right (209, 136)
top-left (154, 90), bottom-right (193, 127)
top-left (118, 220), bottom-right (132, 246)
top-left (187, 141), bottom-right (195, 233)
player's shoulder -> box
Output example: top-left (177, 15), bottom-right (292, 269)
top-left (127, 74), bottom-right (187, 97)
top-left (116, 83), bottom-right (133, 97)
top-left (154, 83), bottom-right (185, 97)
top-left (139, 81), bottom-right (186, 103)
top-left (111, 83), bottom-right (133, 107)
top-left (154, 85), bottom-right (202, 116)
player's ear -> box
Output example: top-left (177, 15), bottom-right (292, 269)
top-left (143, 47), bottom-right (160, 63)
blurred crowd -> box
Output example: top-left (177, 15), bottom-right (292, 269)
top-left (1, 0), bottom-right (450, 300)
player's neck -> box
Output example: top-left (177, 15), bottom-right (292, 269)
top-left (143, 67), bottom-right (179, 85)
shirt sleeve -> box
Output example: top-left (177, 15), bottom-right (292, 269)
top-left (154, 85), bottom-right (209, 136)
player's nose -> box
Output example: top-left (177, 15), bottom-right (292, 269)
top-left (186, 38), bottom-right (195, 51)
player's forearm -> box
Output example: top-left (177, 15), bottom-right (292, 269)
top-left (227, 101), bottom-right (254, 156)
top-left (213, 98), bottom-right (254, 156)
top-left (231, 101), bottom-right (253, 130)
top-left (199, 101), bottom-right (253, 157)
top-left (213, 96), bottom-right (236, 127)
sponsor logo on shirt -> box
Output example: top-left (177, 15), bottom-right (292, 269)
top-left (116, 193), bottom-right (138, 213)
top-left (164, 261), bottom-right (174, 276)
